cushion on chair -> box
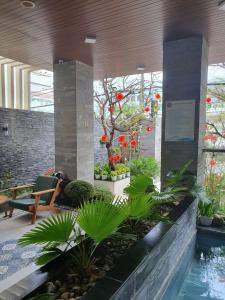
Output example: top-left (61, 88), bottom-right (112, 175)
top-left (32, 176), bottom-right (58, 204)
top-left (8, 198), bottom-right (46, 211)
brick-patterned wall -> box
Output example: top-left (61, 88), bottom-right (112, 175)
top-left (0, 108), bottom-right (55, 185)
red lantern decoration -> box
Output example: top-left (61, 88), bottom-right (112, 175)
top-left (101, 135), bottom-right (107, 141)
top-left (118, 135), bottom-right (126, 143)
top-left (108, 106), bottom-right (114, 113)
top-left (145, 107), bottom-right (150, 112)
top-left (155, 93), bottom-right (161, 99)
top-left (131, 131), bottom-right (137, 137)
top-left (210, 159), bottom-right (216, 167)
top-left (109, 155), bottom-right (115, 161)
top-left (116, 92), bottom-right (124, 101)
top-left (146, 127), bottom-right (153, 132)
top-left (130, 140), bottom-right (137, 147)
top-left (205, 97), bottom-right (212, 103)
top-left (122, 142), bottom-right (128, 148)
top-left (115, 154), bottom-right (121, 161)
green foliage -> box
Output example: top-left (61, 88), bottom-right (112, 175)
top-left (101, 170), bottom-right (108, 176)
top-left (123, 175), bottom-right (178, 220)
top-left (164, 160), bottom-right (195, 190)
top-left (28, 293), bottom-right (55, 300)
top-left (18, 212), bottom-right (77, 265)
top-left (77, 198), bottom-right (127, 243)
top-left (110, 171), bottom-right (117, 177)
top-left (129, 157), bottom-right (159, 178)
top-left (94, 164), bottom-right (102, 175)
top-left (110, 147), bottom-right (121, 155)
top-left (198, 199), bottom-right (215, 217)
top-left (64, 180), bottom-right (95, 203)
top-left (92, 186), bottom-right (113, 201)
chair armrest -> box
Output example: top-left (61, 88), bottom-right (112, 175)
top-left (31, 188), bottom-right (55, 196)
top-left (9, 184), bottom-right (34, 191)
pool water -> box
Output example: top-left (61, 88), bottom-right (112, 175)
top-left (163, 233), bottom-right (225, 300)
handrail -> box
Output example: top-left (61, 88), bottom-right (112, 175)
top-left (202, 148), bottom-right (225, 153)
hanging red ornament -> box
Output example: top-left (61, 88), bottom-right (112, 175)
top-left (155, 93), bottom-right (161, 99)
top-left (210, 159), bottom-right (216, 167)
top-left (118, 135), bottom-right (126, 143)
top-left (108, 106), bottom-right (114, 113)
top-left (101, 135), bottom-right (107, 141)
top-left (115, 154), bottom-right (121, 161)
top-left (122, 142), bottom-right (128, 148)
top-left (109, 155), bottom-right (115, 161)
top-left (130, 140), bottom-right (137, 147)
top-left (131, 131), bottom-right (137, 137)
top-left (205, 97), bottom-right (212, 103)
top-left (145, 107), bottom-right (150, 112)
top-left (146, 127), bottom-right (153, 132)
top-left (116, 92), bottom-right (124, 101)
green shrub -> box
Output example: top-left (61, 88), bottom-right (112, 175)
top-left (129, 157), bottom-right (159, 178)
top-left (64, 180), bottom-right (95, 205)
top-left (92, 186), bottom-right (113, 201)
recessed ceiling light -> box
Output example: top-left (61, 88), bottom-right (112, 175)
top-left (84, 36), bottom-right (97, 44)
top-left (137, 66), bottom-right (145, 71)
top-left (20, 0), bottom-right (36, 8)
top-left (219, 1), bottom-right (225, 10)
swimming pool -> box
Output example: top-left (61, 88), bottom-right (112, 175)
top-left (162, 232), bottom-right (225, 300)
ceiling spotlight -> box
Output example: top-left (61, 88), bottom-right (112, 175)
top-left (136, 65), bottom-right (145, 71)
top-left (20, 0), bottom-right (36, 8)
top-left (219, 1), bottom-right (225, 10)
top-left (84, 36), bottom-right (97, 44)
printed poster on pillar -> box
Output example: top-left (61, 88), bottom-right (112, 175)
top-left (165, 99), bottom-right (195, 142)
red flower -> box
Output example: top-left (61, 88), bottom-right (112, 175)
top-left (116, 92), bottom-right (124, 101)
top-left (101, 135), bottom-right (107, 141)
top-left (155, 93), bottom-right (161, 99)
top-left (210, 159), bottom-right (216, 167)
top-left (122, 142), bottom-right (128, 148)
top-left (130, 140), bottom-right (137, 147)
top-left (118, 135), bottom-right (126, 143)
top-left (108, 106), bottom-right (114, 113)
top-left (205, 97), bottom-right (212, 103)
top-left (109, 155), bottom-right (115, 161)
top-left (145, 107), bottom-right (150, 112)
top-left (146, 127), bottom-right (153, 132)
top-left (131, 131), bottom-right (137, 137)
top-left (115, 155), bottom-right (121, 161)
top-left (204, 134), bottom-right (217, 142)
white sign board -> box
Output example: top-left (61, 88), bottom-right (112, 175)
top-left (165, 100), bottom-right (195, 142)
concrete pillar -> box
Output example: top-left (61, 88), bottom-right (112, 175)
top-left (22, 69), bottom-right (31, 110)
top-left (54, 60), bottom-right (94, 183)
top-left (161, 36), bottom-right (208, 186)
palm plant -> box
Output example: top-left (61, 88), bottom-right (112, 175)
top-left (19, 196), bottom-right (128, 276)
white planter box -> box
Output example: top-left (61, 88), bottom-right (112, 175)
top-left (94, 177), bottom-right (130, 195)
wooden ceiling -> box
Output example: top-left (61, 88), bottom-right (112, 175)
top-left (0, 0), bottom-right (225, 78)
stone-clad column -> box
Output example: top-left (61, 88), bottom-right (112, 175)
top-left (54, 60), bottom-right (94, 183)
top-left (161, 36), bottom-right (208, 186)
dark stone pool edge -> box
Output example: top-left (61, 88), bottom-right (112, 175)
top-left (0, 198), bottom-right (197, 300)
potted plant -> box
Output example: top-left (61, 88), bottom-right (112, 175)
top-left (125, 166), bottom-right (130, 177)
top-left (117, 169), bottom-right (123, 180)
top-left (94, 165), bottom-right (102, 180)
top-left (110, 171), bottom-right (118, 182)
top-left (198, 200), bottom-right (215, 226)
top-left (101, 170), bottom-right (108, 180)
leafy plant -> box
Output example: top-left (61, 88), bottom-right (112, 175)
top-left (28, 293), bottom-right (55, 300)
top-left (129, 157), bottom-right (159, 178)
top-left (198, 200), bottom-right (215, 218)
top-left (111, 171), bottom-right (117, 177)
top-left (101, 170), bottom-right (108, 176)
top-left (64, 180), bottom-right (95, 205)
top-left (94, 164), bottom-right (102, 175)
top-left (92, 186), bottom-right (113, 201)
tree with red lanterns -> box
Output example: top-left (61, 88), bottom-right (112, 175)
top-left (94, 74), bottom-right (161, 169)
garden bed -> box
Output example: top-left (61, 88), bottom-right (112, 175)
top-left (0, 196), bottom-right (197, 300)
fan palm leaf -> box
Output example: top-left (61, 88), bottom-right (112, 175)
top-left (77, 199), bottom-right (127, 243)
top-left (18, 212), bottom-right (76, 247)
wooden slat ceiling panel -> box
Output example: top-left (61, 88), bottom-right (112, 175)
top-left (0, 0), bottom-right (224, 78)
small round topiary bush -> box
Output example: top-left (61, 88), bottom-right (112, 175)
top-left (92, 186), bottom-right (113, 201)
top-left (64, 180), bottom-right (95, 206)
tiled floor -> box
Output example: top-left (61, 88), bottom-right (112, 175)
top-left (0, 210), bottom-right (53, 294)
